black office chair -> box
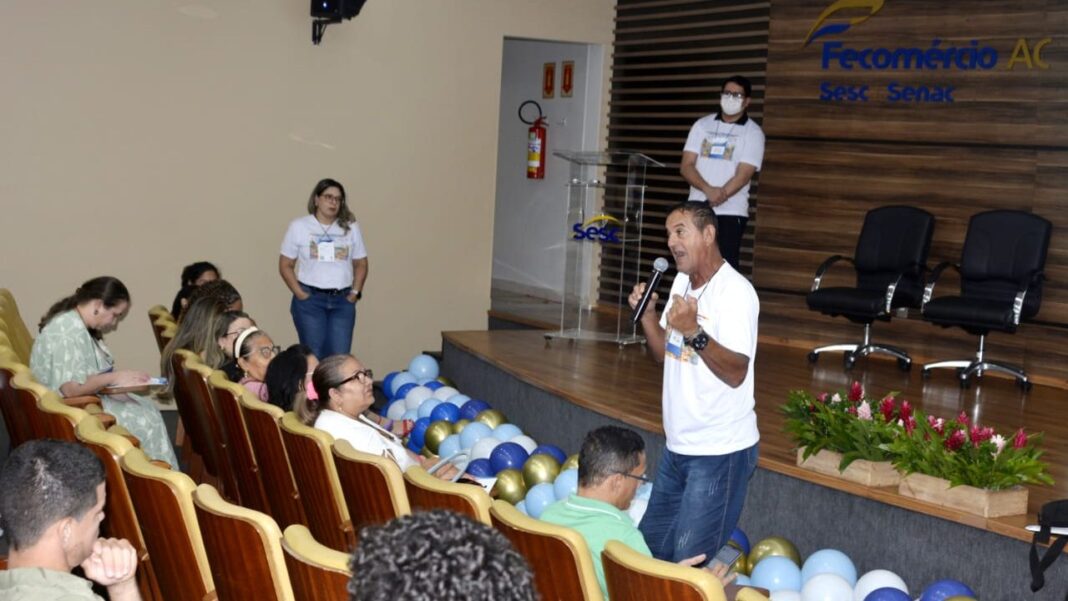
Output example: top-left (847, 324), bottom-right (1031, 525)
top-left (806, 206), bottom-right (935, 370)
top-left (921, 210), bottom-right (1051, 390)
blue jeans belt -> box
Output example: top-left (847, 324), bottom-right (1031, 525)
top-left (301, 283), bottom-right (349, 296)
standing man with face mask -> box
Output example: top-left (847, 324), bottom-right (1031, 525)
top-left (680, 75), bottom-right (765, 271)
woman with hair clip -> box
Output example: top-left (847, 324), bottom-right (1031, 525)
top-left (183, 279), bottom-right (243, 318)
top-left (279, 178), bottom-right (369, 359)
top-left (264, 344), bottom-right (317, 412)
top-left (31, 277), bottom-right (178, 465)
top-left (234, 327), bottom-right (279, 402)
top-left (170, 260), bottom-right (220, 318)
top-left (302, 355), bottom-right (458, 480)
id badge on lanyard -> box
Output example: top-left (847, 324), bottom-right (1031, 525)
top-left (317, 236), bottom-right (336, 262)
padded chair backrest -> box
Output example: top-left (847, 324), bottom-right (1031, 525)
top-left (853, 206), bottom-right (935, 306)
top-left (960, 210), bottom-right (1052, 319)
top-left (150, 316), bottom-right (172, 354)
top-left (193, 484), bottom-right (295, 601)
top-left (602, 540), bottom-right (727, 601)
top-left (148, 304), bottom-right (172, 322)
top-left (12, 371), bottom-right (83, 441)
top-left (490, 499), bottom-right (604, 601)
top-left (239, 394), bottom-right (308, 530)
top-left (0, 357), bottom-right (38, 447)
top-left (403, 465), bottom-right (493, 525)
top-left (0, 289), bottom-right (34, 363)
top-left (183, 355), bottom-right (241, 502)
top-left (172, 349), bottom-right (215, 472)
top-left (332, 439), bottom-right (411, 537)
top-left (281, 524), bottom-right (351, 601)
top-left (121, 447), bottom-right (215, 601)
top-left (208, 371), bottom-right (270, 514)
top-left (278, 412), bottom-right (354, 552)
top-left (75, 418), bottom-right (162, 601)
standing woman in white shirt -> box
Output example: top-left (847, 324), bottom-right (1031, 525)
top-left (278, 178), bottom-right (369, 359)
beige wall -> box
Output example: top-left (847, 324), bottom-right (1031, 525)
top-left (0, 0), bottom-right (615, 373)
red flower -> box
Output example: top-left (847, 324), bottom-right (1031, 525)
top-left (957, 411), bottom-right (970, 427)
top-left (927, 415), bottom-right (946, 435)
top-left (904, 415), bottom-right (917, 434)
top-left (806, 403), bottom-right (817, 413)
top-left (945, 429), bottom-right (967, 451)
top-left (848, 381), bottom-right (864, 402)
top-left (816, 392), bottom-right (828, 403)
top-left (968, 425), bottom-right (990, 448)
top-left (879, 396), bottom-right (895, 422)
top-left (846, 405), bottom-right (858, 416)
top-left (1013, 428), bottom-right (1028, 449)
top-left (900, 400), bottom-right (913, 421)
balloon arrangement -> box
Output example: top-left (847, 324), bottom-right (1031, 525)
top-left (386, 356), bottom-right (979, 601)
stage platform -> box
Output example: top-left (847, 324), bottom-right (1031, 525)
top-left (440, 328), bottom-right (1068, 599)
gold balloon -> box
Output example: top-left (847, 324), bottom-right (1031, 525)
top-left (436, 376), bottom-right (455, 387)
top-left (726, 541), bottom-right (747, 575)
top-left (474, 409), bottom-right (506, 429)
top-left (748, 536), bottom-right (801, 569)
top-left (423, 421), bottom-right (453, 455)
top-left (419, 446), bottom-right (436, 459)
top-left (561, 453), bottom-right (580, 471)
top-left (493, 468), bottom-right (527, 504)
top-left (522, 454), bottom-right (561, 488)
top-left (452, 419), bottom-right (471, 434)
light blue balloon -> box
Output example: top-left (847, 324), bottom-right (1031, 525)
top-left (751, 556), bottom-right (802, 592)
top-left (417, 398), bottom-right (442, 419)
top-left (445, 393), bottom-right (471, 407)
top-left (400, 409), bottom-right (419, 422)
top-left (734, 574), bottom-right (752, 586)
top-left (492, 423), bottom-right (523, 441)
top-left (437, 434), bottom-right (462, 459)
top-left (417, 377), bottom-right (436, 385)
top-left (801, 549), bottom-right (857, 587)
top-left (408, 354), bottom-right (440, 380)
top-left (516, 501), bottom-right (528, 515)
top-left (459, 422), bottom-right (493, 450)
top-left (389, 372), bottom-right (416, 397)
top-left (524, 483), bottom-right (556, 519)
top-left (553, 468), bottom-right (578, 500)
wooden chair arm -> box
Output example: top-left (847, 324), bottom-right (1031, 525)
top-left (96, 413), bottom-right (117, 428)
top-left (63, 395), bottom-right (103, 409)
top-left (150, 460), bottom-right (172, 470)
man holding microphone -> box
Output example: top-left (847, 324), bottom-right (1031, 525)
top-left (628, 201), bottom-right (760, 563)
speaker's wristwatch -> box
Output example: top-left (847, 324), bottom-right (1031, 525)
top-left (686, 328), bottom-right (710, 351)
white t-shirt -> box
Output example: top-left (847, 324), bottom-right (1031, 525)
top-left (280, 215), bottom-right (368, 290)
top-left (683, 113), bottom-right (765, 217)
top-left (314, 410), bottom-right (418, 472)
top-left (659, 263), bottom-right (760, 455)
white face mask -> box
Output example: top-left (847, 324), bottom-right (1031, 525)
top-left (720, 94), bottom-right (744, 116)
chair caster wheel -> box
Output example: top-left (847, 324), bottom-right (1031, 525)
top-left (897, 358), bottom-right (911, 372)
top-left (807, 352), bottom-right (819, 363)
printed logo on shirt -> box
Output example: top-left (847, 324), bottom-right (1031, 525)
top-left (699, 135), bottom-right (736, 161)
top-left (308, 236), bottom-right (350, 260)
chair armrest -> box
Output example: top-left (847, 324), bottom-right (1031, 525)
top-left (96, 413), bottom-right (117, 429)
top-left (63, 395), bottom-right (103, 409)
top-left (811, 255), bottom-right (855, 292)
top-left (922, 261), bottom-right (961, 310)
top-left (1012, 269), bottom-right (1045, 325)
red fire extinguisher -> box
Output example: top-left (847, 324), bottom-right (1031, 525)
top-left (520, 100), bottom-right (547, 179)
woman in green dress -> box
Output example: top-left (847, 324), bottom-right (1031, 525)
top-left (30, 276), bottom-right (178, 465)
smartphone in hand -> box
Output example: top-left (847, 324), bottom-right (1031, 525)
top-left (699, 543), bottom-right (742, 570)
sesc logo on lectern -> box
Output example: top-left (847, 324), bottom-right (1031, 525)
top-left (572, 214), bottom-right (623, 244)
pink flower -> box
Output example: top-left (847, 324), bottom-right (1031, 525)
top-left (879, 396), bottom-right (895, 422)
top-left (992, 434), bottom-right (1007, 457)
top-left (900, 400), bottom-right (913, 421)
top-left (848, 381), bottom-right (864, 402)
top-left (904, 415), bottom-right (917, 434)
top-left (957, 411), bottom-right (970, 427)
top-left (857, 400), bottom-right (873, 421)
top-left (969, 425), bottom-right (983, 447)
top-left (945, 429), bottom-right (967, 452)
top-left (1013, 428), bottom-right (1028, 449)
top-left (816, 392), bottom-right (828, 403)
top-left (830, 393), bottom-right (842, 404)
top-left (846, 405), bottom-right (858, 416)
top-left (927, 415), bottom-right (946, 435)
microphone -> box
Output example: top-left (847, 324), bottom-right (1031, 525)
top-left (632, 257), bottom-right (670, 325)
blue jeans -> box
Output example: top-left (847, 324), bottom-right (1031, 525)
top-left (290, 286), bottom-right (356, 359)
top-left (639, 444), bottom-right (758, 562)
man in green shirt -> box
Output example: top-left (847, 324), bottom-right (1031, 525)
top-left (541, 426), bottom-right (731, 598)
top-left (0, 439), bottom-right (142, 601)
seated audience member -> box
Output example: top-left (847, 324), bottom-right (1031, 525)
top-left (263, 344), bottom-right (317, 411)
top-left (234, 327), bottom-right (278, 402)
top-left (182, 279), bottom-right (243, 318)
top-left (0, 439), bottom-right (143, 601)
top-left (301, 354), bottom-right (453, 479)
top-left (31, 277), bottom-right (177, 465)
top-left (160, 296), bottom-right (228, 396)
top-left (349, 510), bottom-right (535, 601)
top-left (209, 310), bottom-right (254, 382)
top-left (541, 426), bottom-right (733, 598)
top-left (169, 261), bottom-right (220, 318)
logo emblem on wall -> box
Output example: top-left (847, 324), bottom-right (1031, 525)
top-left (803, 0), bottom-right (884, 47)
top-left (572, 214), bottom-right (623, 243)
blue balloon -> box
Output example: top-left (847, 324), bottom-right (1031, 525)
top-left (445, 393), bottom-right (471, 407)
top-left (459, 399), bottom-right (491, 421)
top-left (865, 588), bottom-right (911, 601)
top-left (417, 398), bottom-right (442, 419)
top-left (919, 580), bottom-right (976, 601)
top-left (382, 371), bottom-right (400, 396)
top-left (430, 402), bottom-right (461, 423)
top-left (400, 409), bottom-right (419, 423)
top-left (531, 444), bottom-right (567, 464)
top-left (729, 527), bottom-right (751, 555)
top-left (490, 442), bottom-right (530, 474)
top-left (424, 380), bottom-right (444, 391)
top-left (408, 417), bottom-right (432, 451)
top-left (553, 468), bottom-right (578, 500)
top-left (733, 574), bottom-right (752, 586)
top-left (802, 549), bottom-right (856, 586)
top-left (459, 422), bottom-right (493, 449)
top-left (524, 483), bottom-right (556, 518)
top-left (393, 382), bottom-right (418, 402)
top-left (492, 423), bottom-right (523, 441)
top-left (389, 372), bottom-right (416, 397)
top-left (381, 397), bottom-right (404, 417)
top-left (516, 501), bottom-right (528, 515)
top-left (437, 434), bottom-right (462, 459)
top-left (751, 556), bottom-right (802, 592)
top-left (465, 458), bottom-right (494, 478)
top-left (408, 354), bottom-right (440, 380)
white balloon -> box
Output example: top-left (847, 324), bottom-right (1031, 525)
top-left (771, 591), bottom-right (802, 601)
top-left (800, 573), bottom-right (851, 601)
top-left (470, 436), bottom-right (502, 460)
top-left (510, 435), bottom-right (537, 454)
top-left (404, 386), bottom-right (433, 410)
top-left (386, 401), bottom-right (408, 421)
top-left (852, 570), bottom-right (908, 601)
top-left (445, 393), bottom-right (471, 407)
top-left (432, 386), bottom-right (460, 401)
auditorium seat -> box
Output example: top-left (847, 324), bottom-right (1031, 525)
top-left (193, 483), bottom-right (295, 601)
top-left (184, 355), bottom-right (241, 501)
top-left (922, 209), bottom-right (1052, 389)
top-left (239, 393), bottom-right (308, 530)
top-left (278, 412), bottom-right (355, 552)
top-left (172, 350), bottom-right (226, 487)
top-left (121, 448), bottom-right (215, 601)
top-left (805, 206), bottom-right (934, 370)
top-left (489, 499), bottom-right (604, 601)
top-left (601, 540), bottom-right (727, 601)
top-left (0, 289), bottom-right (35, 363)
top-left (207, 371), bottom-right (270, 514)
top-left (148, 304), bottom-right (172, 322)
top-left (403, 465), bottom-right (493, 525)
top-left (0, 355), bottom-right (41, 447)
top-left (10, 371), bottom-right (115, 443)
top-left (332, 439), bottom-right (411, 538)
top-left (281, 524), bottom-right (351, 601)
top-left (150, 315), bottom-right (174, 354)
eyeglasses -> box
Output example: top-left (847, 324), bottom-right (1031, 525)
top-left (617, 471), bottom-right (653, 484)
top-left (244, 345), bottom-right (281, 359)
top-left (721, 91), bottom-right (746, 100)
top-left (337, 368), bottom-right (374, 387)
top-left (320, 193), bottom-right (342, 203)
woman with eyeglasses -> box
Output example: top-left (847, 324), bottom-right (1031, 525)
top-left (278, 178), bottom-right (369, 360)
top-left (300, 354), bottom-right (458, 480)
top-left (234, 327), bottom-right (279, 402)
